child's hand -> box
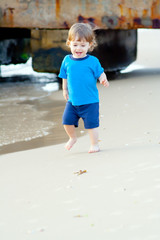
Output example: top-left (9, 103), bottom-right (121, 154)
top-left (100, 78), bottom-right (109, 87)
top-left (63, 89), bottom-right (69, 101)
top-left (99, 72), bottom-right (109, 87)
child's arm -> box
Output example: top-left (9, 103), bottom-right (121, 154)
top-left (62, 78), bottom-right (69, 101)
top-left (99, 72), bottom-right (109, 87)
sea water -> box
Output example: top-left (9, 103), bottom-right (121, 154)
top-left (0, 58), bottom-right (65, 154)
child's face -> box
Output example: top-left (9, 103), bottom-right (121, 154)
top-left (69, 36), bottom-right (91, 58)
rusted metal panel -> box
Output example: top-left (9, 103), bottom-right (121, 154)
top-left (0, 0), bottom-right (160, 29)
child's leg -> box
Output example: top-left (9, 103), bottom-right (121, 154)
top-left (88, 128), bottom-right (100, 153)
top-left (64, 125), bottom-right (77, 150)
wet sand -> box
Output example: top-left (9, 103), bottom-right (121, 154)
top-left (0, 83), bottom-right (85, 155)
top-left (0, 81), bottom-right (86, 155)
top-left (0, 29), bottom-right (160, 239)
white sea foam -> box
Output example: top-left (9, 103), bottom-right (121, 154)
top-left (0, 57), bottom-right (56, 81)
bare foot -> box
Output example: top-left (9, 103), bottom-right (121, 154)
top-left (65, 138), bottom-right (77, 150)
top-left (88, 144), bottom-right (100, 153)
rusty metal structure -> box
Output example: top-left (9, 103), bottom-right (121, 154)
top-left (0, 0), bottom-right (160, 29)
top-left (0, 0), bottom-right (160, 73)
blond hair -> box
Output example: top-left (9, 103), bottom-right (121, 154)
top-left (66, 23), bottom-right (97, 51)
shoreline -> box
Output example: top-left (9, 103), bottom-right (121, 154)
top-left (1, 66), bottom-right (160, 155)
top-left (0, 89), bottom-right (86, 155)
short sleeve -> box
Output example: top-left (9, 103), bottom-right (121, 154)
top-left (58, 57), bottom-right (67, 79)
top-left (94, 58), bottom-right (104, 79)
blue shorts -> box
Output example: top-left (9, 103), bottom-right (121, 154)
top-left (62, 101), bottom-right (99, 129)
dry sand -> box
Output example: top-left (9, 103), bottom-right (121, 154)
top-left (0, 29), bottom-right (160, 240)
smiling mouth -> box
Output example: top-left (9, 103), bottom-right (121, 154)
top-left (76, 52), bottom-right (82, 55)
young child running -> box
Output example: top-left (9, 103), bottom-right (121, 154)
top-left (58, 23), bottom-right (109, 153)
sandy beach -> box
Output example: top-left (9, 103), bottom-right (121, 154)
top-left (0, 29), bottom-right (160, 239)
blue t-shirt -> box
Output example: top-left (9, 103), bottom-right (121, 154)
top-left (58, 54), bottom-right (104, 106)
